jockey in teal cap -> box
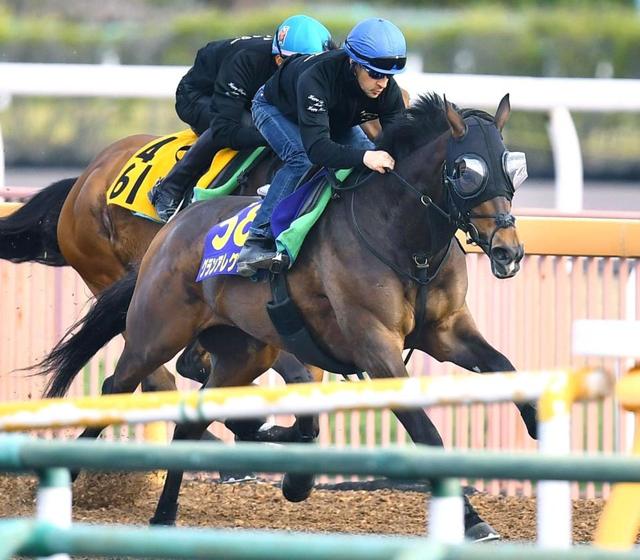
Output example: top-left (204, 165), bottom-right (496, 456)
top-left (150, 15), bottom-right (331, 222)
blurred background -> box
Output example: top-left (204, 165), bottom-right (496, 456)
top-left (1, 0), bottom-right (639, 209)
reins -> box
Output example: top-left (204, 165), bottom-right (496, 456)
top-left (332, 167), bottom-right (453, 286)
top-left (332, 166), bottom-right (455, 368)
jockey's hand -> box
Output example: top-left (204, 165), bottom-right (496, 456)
top-left (363, 150), bottom-right (395, 174)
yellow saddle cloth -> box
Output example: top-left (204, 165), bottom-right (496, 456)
top-left (106, 130), bottom-right (238, 222)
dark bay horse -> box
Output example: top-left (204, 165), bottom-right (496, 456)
top-left (37, 94), bottom-right (534, 541)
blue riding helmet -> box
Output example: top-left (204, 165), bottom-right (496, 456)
top-left (272, 15), bottom-right (332, 57)
top-left (344, 18), bottom-right (407, 75)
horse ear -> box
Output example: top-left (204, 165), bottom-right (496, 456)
top-left (494, 93), bottom-right (511, 132)
top-left (444, 95), bottom-right (466, 139)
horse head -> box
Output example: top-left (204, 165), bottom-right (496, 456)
top-left (443, 94), bottom-right (526, 279)
top-left (376, 93), bottom-right (527, 280)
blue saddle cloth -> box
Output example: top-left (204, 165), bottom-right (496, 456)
top-left (196, 169), bottom-right (349, 281)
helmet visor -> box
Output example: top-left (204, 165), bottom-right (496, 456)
top-left (345, 40), bottom-right (407, 72)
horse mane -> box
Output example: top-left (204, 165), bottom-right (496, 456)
top-left (376, 92), bottom-right (494, 159)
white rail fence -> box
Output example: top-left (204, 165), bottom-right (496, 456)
top-left (2, 63), bottom-right (640, 209)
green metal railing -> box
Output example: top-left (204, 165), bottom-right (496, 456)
top-left (1, 521), bottom-right (639, 560)
top-left (2, 436), bottom-right (640, 483)
top-left (2, 436), bottom-right (640, 558)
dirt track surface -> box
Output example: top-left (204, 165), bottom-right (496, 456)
top-left (0, 472), bottom-right (607, 550)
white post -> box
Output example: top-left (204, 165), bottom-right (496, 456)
top-left (428, 478), bottom-right (464, 543)
top-left (0, 91), bottom-right (10, 191)
top-left (548, 106), bottom-right (583, 212)
top-left (37, 468), bottom-right (71, 560)
top-left (537, 373), bottom-right (573, 548)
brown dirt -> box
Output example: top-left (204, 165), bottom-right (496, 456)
top-left (0, 472), bottom-right (607, 544)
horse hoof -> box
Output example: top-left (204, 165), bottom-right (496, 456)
top-left (281, 474), bottom-right (314, 502)
top-left (465, 521), bottom-right (501, 543)
top-left (149, 516), bottom-right (176, 526)
top-left (219, 472), bottom-right (256, 484)
top-left (149, 502), bottom-right (179, 526)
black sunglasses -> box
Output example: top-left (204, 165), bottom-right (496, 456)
top-left (345, 40), bottom-right (407, 73)
top-left (362, 66), bottom-right (391, 80)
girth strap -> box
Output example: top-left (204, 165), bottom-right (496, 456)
top-left (266, 273), bottom-right (362, 376)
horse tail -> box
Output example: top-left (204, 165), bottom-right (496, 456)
top-left (0, 177), bottom-right (76, 266)
top-left (37, 270), bottom-right (137, 398)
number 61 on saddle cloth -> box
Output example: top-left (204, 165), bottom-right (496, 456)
top-left (105, 130), bottom-right (238, 222)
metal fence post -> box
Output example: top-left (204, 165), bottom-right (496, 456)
top-left (37, 468), bottom-right (71, 560)
top-left (548, 106), bottom-right (583, 212)
top-left (537, 371), bottom-right (573, 548)
top-left (428, 478), bottom-right (464, 544)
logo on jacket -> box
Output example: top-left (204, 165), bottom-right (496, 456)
top-left (278, 26), bottom-right (290, 45)
top-left (359, 110), bottom-right (378, 122)
top-left (306, 94), bottom-right (326, 113)
top-left (226, 82), bottom-right (247, 98)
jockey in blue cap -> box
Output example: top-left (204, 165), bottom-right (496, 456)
top-left (236, 18), bottom-right (407, 276)
top-left (150, 15), bottom-right (332, 222)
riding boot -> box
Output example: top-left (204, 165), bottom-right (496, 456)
top-left (149, 128), bottom-right (217, 222)
top-left (236, 234), bottom-right (277, 277)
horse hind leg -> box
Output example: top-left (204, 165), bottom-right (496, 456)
top-left (150, 418), bottom-right (210, 525)
top-left (150, 335), bottom-right (279, 526)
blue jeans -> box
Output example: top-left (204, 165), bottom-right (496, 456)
top-left (249, 86), bottom-right (374, 238)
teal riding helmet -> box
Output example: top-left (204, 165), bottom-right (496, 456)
top-left (272, 14), bottom-right (332, 57)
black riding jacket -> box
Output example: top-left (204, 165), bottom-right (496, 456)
top-left (176, 35), bottom-right (277, 149)
top-left (263, 49), bottom-right (405, 169)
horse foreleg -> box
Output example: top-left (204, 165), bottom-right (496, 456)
top-left (349, 322), bottom-right (495, 540)
top-left (222, 351), bottom-right (320, 501)
top-left (221, 352), bottom-right (321, 445)
top-left (175, 339), bottom-right (211, 384)
top-left (418, 305), bottom-right (537, 440)
top-left (270, 353), bottom-right (320, 502)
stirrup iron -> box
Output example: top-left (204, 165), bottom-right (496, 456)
top-left (269, 252), bottom-right (290, 274)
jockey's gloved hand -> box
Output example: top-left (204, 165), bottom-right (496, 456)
top-left (363, 150), bottom-right (395, 174)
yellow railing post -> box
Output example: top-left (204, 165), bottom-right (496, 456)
top-left (594, 366), bottom-right (640, 550)
top-left (143, 421), bottom-right (168, 445)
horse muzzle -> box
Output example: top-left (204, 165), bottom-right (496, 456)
top-left (489, 242), bottom-right (524, 279)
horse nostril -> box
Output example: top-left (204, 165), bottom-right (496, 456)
top-left (491, 246), bottom-right (513, 264)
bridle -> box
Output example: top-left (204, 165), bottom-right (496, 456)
top-left (333, 162), bottom-right (517, 286)
top-left (443, 170), bottom-right (517, 256)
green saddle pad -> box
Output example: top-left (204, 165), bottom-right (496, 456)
top-left (192, 147), bottom-right (266, 201)
top-left (275, 168), bottom-right (352, 264)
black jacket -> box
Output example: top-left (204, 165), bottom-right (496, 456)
top-left (176, 35), bottom-right (277, 149)
top-left (263, 49), bottom-right (404, 169)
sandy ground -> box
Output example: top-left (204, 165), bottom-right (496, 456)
top-left (0, 471), bottom-right (611, 559)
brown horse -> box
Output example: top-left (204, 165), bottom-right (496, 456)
top-left (0, 87), bottom-right (410, 392)
top-left (36, 94), bottom-right (534, 541)
top-left (0, 122), bottom-right (402, 390)
top-left (1, 131), bottom-right (329, 448)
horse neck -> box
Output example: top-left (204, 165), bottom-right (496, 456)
top-left (349, 132), bottom-right (451, 262)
